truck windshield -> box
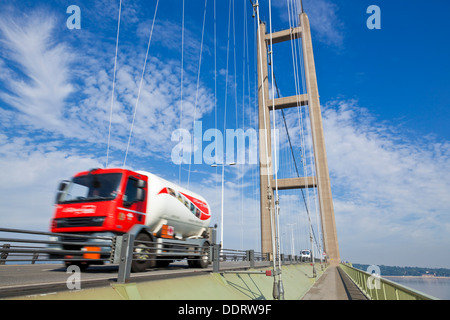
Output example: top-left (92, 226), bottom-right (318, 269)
top-left (58, 173), bottom-right (122, 204)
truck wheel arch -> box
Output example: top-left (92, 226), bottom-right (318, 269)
top-left (128, 224), bottom-right (153, 240)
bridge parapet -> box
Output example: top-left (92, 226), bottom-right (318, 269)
top-left (0, 227), bottom-right (318, 284)
top-left (339, 263), bottom-right (438, 300)
top-left (0, 227), bottom-right (326, 300)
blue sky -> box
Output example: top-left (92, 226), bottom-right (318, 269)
top-left (0, 0), bottom-right (449, 269)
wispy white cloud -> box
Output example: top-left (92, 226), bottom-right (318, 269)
top-left (0, 6), bottom-right (215, 164)
top-left (274, 0), bottom-right (345, 47)
top-left (0, 10), bottom-right (74, 131)
top-left (303, 0), bottom-right (344, 47)
top-left (322, 100), bottom-right (450, 267)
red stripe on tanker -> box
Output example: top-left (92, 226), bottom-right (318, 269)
top-left (157, 187), bottom-right (211, 221)
top-left (137, 170), bottom-right (211, 238)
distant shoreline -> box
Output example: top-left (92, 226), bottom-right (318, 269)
top-left (384, 275), bottom-right (450, 279)
top-left (351, 264), bottom-right (450, 280)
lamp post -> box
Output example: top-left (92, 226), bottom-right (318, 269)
top-left (211, 162), bottom-right (236, 250)
top-left (287, 223), bottom-right (296, 257)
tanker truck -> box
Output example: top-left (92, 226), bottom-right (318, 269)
top-left (49, 168), bottom-right (212, 272)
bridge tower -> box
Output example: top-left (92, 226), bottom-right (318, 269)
top-left (257, 12), bottom-right (340, 265)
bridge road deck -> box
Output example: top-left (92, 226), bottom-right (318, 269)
top-left (302, 266), bottom-right (367, 300)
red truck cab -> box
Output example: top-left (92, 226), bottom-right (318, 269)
top-left (52, 168), bottom-right (148, 234)
top-left (49, 168), bottom-right (148, 267)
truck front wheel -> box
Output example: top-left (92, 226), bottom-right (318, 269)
top-left (131, 233), bottom-right (156, 272)
top-left (188, 242), bottom-right (210, 269)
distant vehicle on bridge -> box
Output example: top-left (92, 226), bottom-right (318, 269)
top-left (49, 168), bottom-right (212, 272)
top-left (300, 249), bottom-right (311, 262)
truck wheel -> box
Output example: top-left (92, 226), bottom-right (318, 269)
top-left (131, 233), bottom-right (155, 272)
top-left (188, 242), bottom-right (210, 269)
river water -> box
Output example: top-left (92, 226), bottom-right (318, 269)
top-left (385, 276), bottom-right (450, 300)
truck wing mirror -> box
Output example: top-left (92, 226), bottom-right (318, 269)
top-left (136, 179), bottom-right (146, 188)
top-left (136, 188), bottom-right (145, 202)
top-left (58, 180), bottom-right (70, 191)
top-left (55, 180), bottom-right (70, 204)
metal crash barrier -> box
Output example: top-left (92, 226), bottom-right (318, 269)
top-left (0, 227), bottom-right (113, 266)
top-left (0, 227), bottom-right (323, 285)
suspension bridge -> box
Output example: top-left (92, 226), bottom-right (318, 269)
top-left (0, 0), bottom-right (439, 301)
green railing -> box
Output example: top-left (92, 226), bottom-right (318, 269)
top-left (339, 264), bottom-right (439, 300)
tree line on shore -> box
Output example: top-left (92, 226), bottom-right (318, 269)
top-left (352, 264), bottom-right (450, 277)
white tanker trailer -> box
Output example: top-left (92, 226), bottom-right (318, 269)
top-left (50, 168), bottom-right (213, 272)
top-left (138, 170), bottom-right (211, 239)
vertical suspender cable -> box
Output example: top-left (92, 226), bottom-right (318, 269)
top-left (252, 11), bottom-right (259, 250)
top-left (287, 0), bottom-right (310, 255)
top-left (299, 2), bottom-right (323, 262)
top-left (220, 0), bottom-right (232, 250)
top-left (268, 0), bottom-right (284, 299)
top-left (289, 0), bottom-right (322, 265)
top-left (106, 0), bottom-right (122, 168)
top-left (187, 0), bottom-right (208, 187)
top-left (240, 0), bottom-right (245, 250)
top-left (233, 0), bottom-right (238, 132)
top-left (293, 0), bottom-right (323, 263)
top-left (123, 0), bottom-right (160, 168)
top-left (179, 0), bottom-right (185, 184)
top-left (254, 0), bottom-right (280, 300)
top-left (214, 0), bottom-right (221, 228)
top-left (255, 0), bottom-right (273, 261)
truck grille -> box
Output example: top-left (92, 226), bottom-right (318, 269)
top-left (55, 217), bottom-right (106, 228)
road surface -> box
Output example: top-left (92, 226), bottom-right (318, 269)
top-left (0, 260), bottom-right (273, 299)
